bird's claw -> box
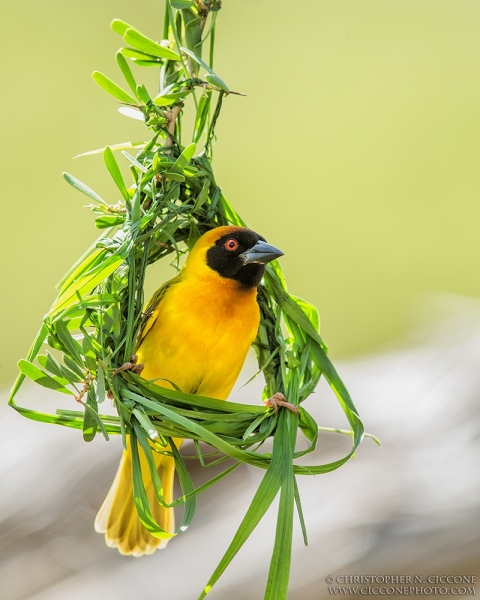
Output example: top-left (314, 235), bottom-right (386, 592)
top-left (112, 354), bottom-right (145, 376)
top-left (263, 393), bottom-right (300, 417)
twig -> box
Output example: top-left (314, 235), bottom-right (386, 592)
top-left (165, 105), bottom-right (182, 152)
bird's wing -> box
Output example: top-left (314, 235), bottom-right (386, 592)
top-left (135, 274), bottom-right (181, 350)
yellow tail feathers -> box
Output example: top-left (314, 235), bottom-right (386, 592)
top-left (95, 439), bottom-right (176, 557)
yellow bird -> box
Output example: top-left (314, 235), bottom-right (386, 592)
top-left (95, 225), bottom-right (283, 556)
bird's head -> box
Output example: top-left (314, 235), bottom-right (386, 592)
top-left (184, 226), bottom-right (283, 289)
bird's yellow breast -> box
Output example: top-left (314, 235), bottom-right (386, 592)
top-left (136, 271), bottom-right (260, 401)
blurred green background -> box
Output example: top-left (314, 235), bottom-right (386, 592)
top-left (2, 0), bottom-right (480, 388)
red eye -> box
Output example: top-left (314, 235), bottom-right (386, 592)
top-left (224, 238), bottom-right (239, 251)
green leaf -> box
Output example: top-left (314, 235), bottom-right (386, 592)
top-left (242, 411), bottom-right (270, 440)
top-left (181, 46), bottom-right (213, 74)
top-left (134, 423), bottom-right (196, 537)
top-left (265, 421), bottom-right (295, 600)
top-left (111, 19), bottom-right (134, 36)
top-left (116, 52), bottom-right (138, 97)
top-left (183, 165), bottom-right (200, 177)
top-left (131, 60), bottom-right (163, 68)
top-left (37, 353), bottom-right (82, 385)
top-left (264, 269), bottom-right (327, 350)
top-left (206, 185), bottom-right (221, 219)
top-left (130, 428), bottom-right (177, 539)
top-left (121, 47), bottom-right (161, 62)
top-left (165, 172), bottom-right (185, 182)
top-left (54, 321), bottom-right (83, 363)
top-left (169, 440), bottom-right (197, 531)
top-left (56, 247), bottom-right (105, 296)
top-left (63, 172), bottom-right (107, 206)
top-left (309, 343), bottom-right (364, 448)
top-left (289, 294), bottom-right (320, 333)
top-left (83, 389), bottom-right (98, 442)
top-left (265, 478), bottom-right (294, 599)
top-left (170, 0), bottom-right (194, 8)
top-left (153, 91), bottom-right (191, 106)
top-left (132, 408), bottom-right (160, 441)
top-left (92, 71), bottom-right (137, 105)
top-left (183, 11), bottom-right (202, 59)
top-left (103, 146), bottom-right (130, 202)
top-left (96, 362), bottom-right (106, 404)
top-left (95, 215), bottom-right (125, 229)
top-left (63, 355), bottom-right (85, 380)
top-left (82, 335), bottom-right (97, 372)
top-left (133, 423), bottom-right (169, 502)
top-left (37, 353), bottom-right (65, 379)
top-left (193, 93), bottom-right (211, 143)
top-left (124, 28), bottom-right (180, 61)
top-left (134, 426), bottom-right (210, 539)
top-left (56, 409), bottom-right (120, 435)
top-left (136, 84), bottom-right (151, 105)
top-left (10, 405), bottom-right (88, 431)
top-left (293, 478), bottom-right (308, 547)
top-left (219, 193), bottom-right (247, 227)
top-left (170, 142), bottom-right (196, 173)
top-left (205, 73), bottom-right (230, 93)
top-left (18, 360), bottom-right (74, 395)
top-left (187, 221), bottom-right (200, 250)
top-left (298, 408), bottom-right (319, 443)
top-left (121, 151), bottom-right (148, 173)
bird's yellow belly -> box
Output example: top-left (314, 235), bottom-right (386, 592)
top-left (136, 281), bottom-right (260, 400)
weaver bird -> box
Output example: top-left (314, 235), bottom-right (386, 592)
top-left (95, 225), bottom-right (283, 556)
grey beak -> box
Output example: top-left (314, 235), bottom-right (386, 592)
top-left (241, 240), bottom-right (284, 265)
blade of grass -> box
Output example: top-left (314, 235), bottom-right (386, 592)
top-left (63, 172), bottom-right (108, 206)
top-left (104, 146), bottom-right (130, 202)
top-left (198, 412), bottom-right (289, 600)
top-left (17, 359), bottom-right (74, 395)
top-left (116, 51), bottom-right (139, 98)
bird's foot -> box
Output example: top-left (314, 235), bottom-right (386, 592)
top-left (112, 354), bottom-right (145, 376)
top-left (263, 393), bottom-right (300, 417)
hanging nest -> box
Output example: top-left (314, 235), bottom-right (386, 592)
top-left (9, 3), bottom-right (371, 598)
